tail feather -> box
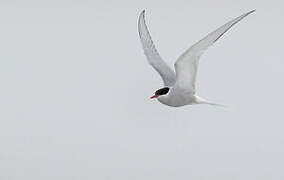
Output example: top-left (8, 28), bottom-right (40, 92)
top-left (193, 95), bottom-right (226, 107)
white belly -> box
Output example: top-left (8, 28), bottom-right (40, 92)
top-left (157, 91), bottom-right (195, 107)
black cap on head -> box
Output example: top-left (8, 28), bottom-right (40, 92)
top-left (155, 87), bottom-right (170, 96)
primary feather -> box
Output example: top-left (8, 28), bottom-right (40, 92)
top-left (174, 10), bottom-right (255, 92)
top-left (138, 10), bottom-right (176, 87)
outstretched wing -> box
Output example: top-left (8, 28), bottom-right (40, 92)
top-left (174, 10), bottom-right (255, 92)
top-left (138, 10), bottom-right (176, 87)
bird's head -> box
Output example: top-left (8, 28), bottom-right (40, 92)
top-left (150, 87), bottom-right (170, 99)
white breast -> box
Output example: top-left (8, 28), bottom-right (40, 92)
top-left (157, 88), bottom-right (195, 107)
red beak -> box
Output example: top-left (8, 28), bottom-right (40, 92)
top-left (150, 95), bottom-right (158, 99)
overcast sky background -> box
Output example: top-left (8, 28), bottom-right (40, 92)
top-left (0, 0), bottom-right (283, 179)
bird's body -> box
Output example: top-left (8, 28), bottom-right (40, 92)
top-left (157, 87), bottom-right (194, 107)
top-left (138, 10), bottom-right (254, 107)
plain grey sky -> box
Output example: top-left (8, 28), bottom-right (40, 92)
top-left (0, 0), bottom-right (283, 179)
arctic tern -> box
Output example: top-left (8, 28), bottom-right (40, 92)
top-left (138, 10), bottom-right (255, 107)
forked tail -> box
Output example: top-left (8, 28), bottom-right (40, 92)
top-left (193, 95), bottom-right (226, 107)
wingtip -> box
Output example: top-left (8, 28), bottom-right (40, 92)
top-left (138, 10), bottom-right (147, 37)
top-left (239, 9), bottom-right (255, 19)
top-left (141, 9), bottom-right (146, 16)
top-left (247, 9), bottom-right (256, 15)
top-left (139, 10), bottom-right (146, 20)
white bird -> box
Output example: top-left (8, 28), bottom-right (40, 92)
top-left (138, 10), bottom-right (255, 107)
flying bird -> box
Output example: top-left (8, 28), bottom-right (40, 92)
top-left (138, 10), bottom-right (255, 107)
